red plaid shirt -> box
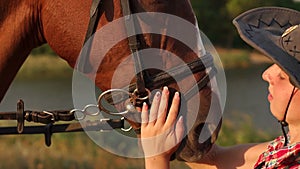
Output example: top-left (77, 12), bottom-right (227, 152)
top-left (254, 135), bottom-right (300, 169)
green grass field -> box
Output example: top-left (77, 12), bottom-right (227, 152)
top-left (16, 54), bottom-right (73, 80)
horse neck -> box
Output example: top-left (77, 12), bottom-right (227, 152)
top-left (0, 0), bottom-right (45, 102)
top-left (0, 0), bottom-right (45, 59)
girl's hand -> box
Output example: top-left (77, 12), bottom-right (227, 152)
top-left (141, 87), bottom-right (184, 165)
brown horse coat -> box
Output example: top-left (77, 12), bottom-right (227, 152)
top-left (0, 0), bottom-right (221, 162)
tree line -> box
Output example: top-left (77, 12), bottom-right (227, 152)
top-left (191, 0), bottom-right (300, 48)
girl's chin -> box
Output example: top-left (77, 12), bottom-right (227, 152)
top-left (269, 107), bottom-right (280, 120)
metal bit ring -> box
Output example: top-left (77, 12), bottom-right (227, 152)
top-left (98, 89), bottom-right (132, 116)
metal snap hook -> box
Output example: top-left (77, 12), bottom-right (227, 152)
top-left (120, 117), bottom-right (133, 132)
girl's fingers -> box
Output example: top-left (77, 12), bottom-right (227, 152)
top-left (141, 102), bottom-right (149, 127)
top-left (148, 91), bottom-right (161, 124)
top-left (165, 92), bottom-right (180, 127)
top-left (175, 116), bottom-right (184, 143)
top-left (156, 87), bottom-right (169, 124)
top-left (146, 87), bottom-right (180, 128)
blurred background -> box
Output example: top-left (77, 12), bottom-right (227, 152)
top-left (1, 0), bottom-right (299, 168)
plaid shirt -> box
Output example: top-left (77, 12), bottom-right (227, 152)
top-left (254, 135), bottom-right (300, 169)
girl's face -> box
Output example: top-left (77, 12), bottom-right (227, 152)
top-left (262, 64), bottom-right (299, 123)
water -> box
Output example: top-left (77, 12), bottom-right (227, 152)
top-left (0, 64), bottom-right (281, 135)
top-left (0, 77), bottom-right (73, 111)
top-left (224, 64), bottom-right (281, 135)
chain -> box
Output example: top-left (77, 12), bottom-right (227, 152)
top-left (70, 103), bottom-right (133, 132)
top-left (70, 104), bottom-right (100, 121)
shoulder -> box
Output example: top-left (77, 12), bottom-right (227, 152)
top-left (187, 142), bottom-right (270, 169)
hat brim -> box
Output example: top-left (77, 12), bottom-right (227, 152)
top-left (233, 7), bottom-right (300, 88)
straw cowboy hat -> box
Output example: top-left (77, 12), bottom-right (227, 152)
top-left (233, 7), bottom-right (300, 88)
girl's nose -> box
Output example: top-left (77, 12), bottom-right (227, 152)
top-left (262, 64), bottom-right (276, 83)
top-left (262, 68), bottom-right (270, 82)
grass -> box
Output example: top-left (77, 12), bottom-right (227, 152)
top-left (0, 118), bottom-right (272, 169)
top-left (0, 117), bottom-right (273, 169)
top-left (16, 54), bottom-right (73, 80)
top-left (0, 131), bottom-right (191, 169)
top-left (217, 47), bottom-right (252, 69)
top-left (0, 133), bottom-right (144, 169)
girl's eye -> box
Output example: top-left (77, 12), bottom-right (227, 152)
top-left (279, 71), bottom-right (287, 80)
top-left (279, 74), bottom-right (285, 79)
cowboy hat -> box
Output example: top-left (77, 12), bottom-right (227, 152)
top-left (233, 7), bottom-right (300, 88)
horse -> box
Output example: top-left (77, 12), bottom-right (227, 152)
top-left (0, 0), bottom-right (222, 162)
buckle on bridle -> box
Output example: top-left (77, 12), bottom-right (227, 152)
top-left (131, 88), bottom-right (151, 107)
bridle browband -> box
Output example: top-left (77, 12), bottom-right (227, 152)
top-left (0, 0), bottom-right (216, 146)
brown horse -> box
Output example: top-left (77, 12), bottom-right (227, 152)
top-left (0, 0), bottom-right (222, 162)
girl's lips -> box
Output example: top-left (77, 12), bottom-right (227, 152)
top-left (268, 93), bottom-right (273, 101)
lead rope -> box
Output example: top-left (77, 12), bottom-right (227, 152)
top-left (279, 86), bottom-right (296, 146)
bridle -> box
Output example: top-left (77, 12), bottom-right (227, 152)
top-left (78, 0), bottom-right (216, 107)
top-left (0, 0), bottom-right (216, 145)
top-left (86, 0), bottom-right (217, 129)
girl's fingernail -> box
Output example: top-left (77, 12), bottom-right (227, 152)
top-left (156, 91), bottom-right (161, 97)
top-left (175, 92), bottom-right (179, 98)
top-left (163, 86), bottom-right (168, 91)
top-left (143, 102), bottom-right (147, 107)
top-left (178, 116), bottom-right (183, 122)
